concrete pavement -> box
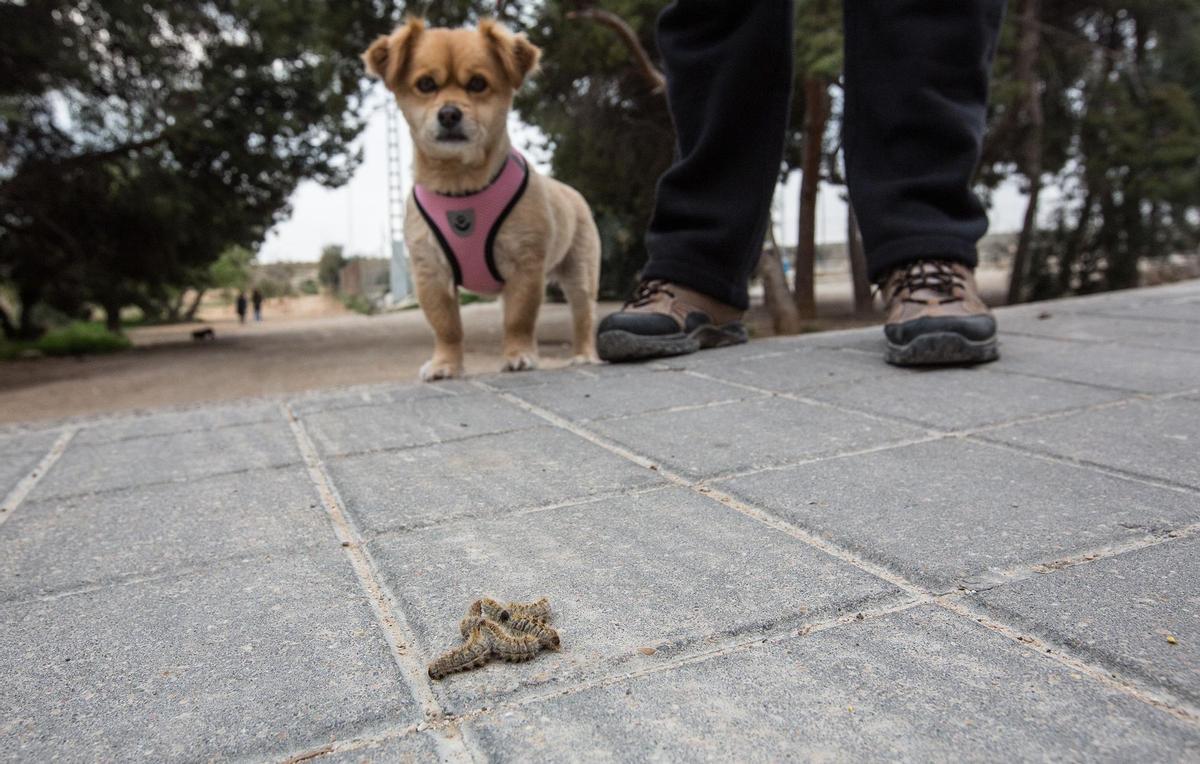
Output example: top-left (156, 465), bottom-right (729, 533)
top-left (2, 280), bottom-right (1199, 761)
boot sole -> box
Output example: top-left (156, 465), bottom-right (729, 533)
top-left (597, 323), bottom-right (748, 363)
top-left (886, 331), bottom-right (999, 367)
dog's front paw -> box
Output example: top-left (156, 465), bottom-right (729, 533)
top-left (501, 353), bottom-right (539, 373)
top-left (419, 359), bottom-right (463, 382)
top-left (568, 353), bottom-right (598, 366)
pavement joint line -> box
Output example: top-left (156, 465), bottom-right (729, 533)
top-left (362, 483), bottom-right (675, 544)
top-left (697, 434), bottom-right (950, 484)
top-left (950, 393), bottom-right (1149, 437)
top-left (23, 458), bottom-right (307, 505)
top-left (0, 541), bottom-right (337, 608)
top-left (280, 722), bottom-right (423, 764)
top-left (569, 395), bottom-right (762, 424)
top-left (1077, 309), bottom-right (1200, 327)
top-left (981, 364), bottom-right (1178, 395)
top-left (685, 362), bottom-right (1198, 445)
top-left (679, 368), bottom-right (943, 434)
top-left (280, 593), bottom-right (932, 759)
top-left (502, 595), bottom-right (931, 713)
top-left (967, 519), bottom-right (1200, 593)
top-left (959, 384), bottom-right (1200, 441)
top-left (936, 596), bottom-right (1200, 725)
top-left (69, 413), bottom-right (288, 448)
top-left (480, 378), bottom-right (1200, 727)
top-left (320, 421), bottom-right (548, 462)
top-left (0, 428), bottom-right (75, 528)
top-left (967, 435), bottom-right (1200, 498)
top-left (997, 327), bottom-right (1200, 356)
top-left (0, 379), bottom-right (459, 436)
top-left (480, 381), bottom-right (931, 598)
top-left (0, 395), bottom-right (292, 436)
top-left (282, 402), bottom-right (476, 764)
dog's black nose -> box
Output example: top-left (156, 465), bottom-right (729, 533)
top-left (438, 105), bottom-right (463, 128)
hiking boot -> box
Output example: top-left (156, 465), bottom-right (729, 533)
top-left (880, 259), bottom-right (999, 366)
top-left (596, 280), bottom-right (747, 362)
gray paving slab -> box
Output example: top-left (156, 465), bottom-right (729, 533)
top-left (476, 366), bottom-right (598, 391)
top-left (465, 605), bottom-right (1199, 762)
top-left (301, 392), bottom-right (541, 457)
top-left (508, 367), bottom-right (756, 422)
top-left (683, 345), bottom-right (889, 396)
top-left (984, 396), bottom-right (1200, 489)
top-left (4, 285), bottom-right (1200, 760)
top-left (327, 426), bottom-right (666, 535)
top-left (1082, 292), bottom-right (1200, 324)
top-left (369, 486), bottom-right (899, 711)
top-left (0, 428), bottom-right (58, 456)
top-left (71, 401), bottom-right (284, 446)
top-left (590, 395), bottom-right (923, 479)
top-left (315, 732), bottom-right (444, 763)
top-left (803, 365), bottom-right (1128, 430)
top-left (719, 438), bottom-right (1200, 591)
top-left (0, 465), bottom-right (328, 601)
top-left (0, 430), bottom-right (57, 496)
top-left (28, 420), bottom-right (301, 500)
top-left (977, 535), bottom-right (1200, 705)
top-left (645, 337), bottom-right (810, 370)
top-left (0, 550), bottom-right (418, 763)
top-left (287, 381), bottom-right (453, 416)
top-left (989, 334), bottom-right (1200, 393)
top-left (1000, 311), bottom-right (1200, 353)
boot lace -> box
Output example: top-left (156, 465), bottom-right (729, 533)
top-left (882, 260), bottom-right (965, 305)
top-left (625, 280), bottom-right (675, 309)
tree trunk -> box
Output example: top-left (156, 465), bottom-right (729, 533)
top-left (794, 77), bottom-right (829, 320)
top-left (16, 283), bottom-right (44, 340)
top-left (0, 305), bottom-right (15, 340)
top-left (847, 203), bottom-right (872, 315)
top-left (104, 302), bottom-right (122, 333)
top-left (1005, 0), bottom-right (1043, 305)
top-left (759, 226), bottom-right (802, 335)
top-left (184, 288), bottom-right (207, 322)
top-left (165, 290), bottom-right (186, 323)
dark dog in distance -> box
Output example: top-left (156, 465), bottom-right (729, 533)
top-left (191, 327), bottom-right (216, 341)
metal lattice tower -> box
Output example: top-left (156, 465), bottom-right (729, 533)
top-left (385, 101), bottom-right (413, 302)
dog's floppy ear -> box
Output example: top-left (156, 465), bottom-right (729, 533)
top-left (362, 18), bottom-right (426, 89)
top-left (479, 19), bottom-right (540, 89)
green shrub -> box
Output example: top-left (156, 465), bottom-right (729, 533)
top-left (38, 322), bottom-right (132, 356)
top-left (341, 294), bottom-right (376, 315)
top-left (300, 279), bottom-right (319, 295)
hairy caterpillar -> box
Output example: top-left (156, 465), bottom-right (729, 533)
top-left (428, 625), bottom-right (491, 679)
top-left (430, 597), bottom-right (559, 680)
top-left (467, 597), bottom-right (510, 623)
top-left (506, 597), bottom-right (551, 621)
top-left (506, 616), bottom-right (561, 650)
top-left (479, 620), bottom-right (541, 662)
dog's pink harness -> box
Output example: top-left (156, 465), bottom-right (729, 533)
top-left (412, 152), bottom-right (529, 295)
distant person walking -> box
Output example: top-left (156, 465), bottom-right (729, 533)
top-left (235, 291), bottom-right (248, 324)
top-left (251, 288), bottom-right (264, 322)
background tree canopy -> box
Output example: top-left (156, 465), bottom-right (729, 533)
top-left (2, 1), bottom-right (1198, 340)
top-left (0, 0), bottom-right (402, 336)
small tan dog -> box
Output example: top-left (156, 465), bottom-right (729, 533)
top-left (363, 19), bottom-right (601, 381)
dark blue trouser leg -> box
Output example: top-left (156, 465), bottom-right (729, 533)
top-left (642, 0), bottom-right (794, 311)
top-left (843, 0), bottom-right (1005, 282)
top-left (642, 0), bottom-right (1004, 300)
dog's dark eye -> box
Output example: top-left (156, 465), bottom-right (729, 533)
top-left (415, 76), bottom-right (438, 94)
top-left (465, 76), bottom-right (488, 93)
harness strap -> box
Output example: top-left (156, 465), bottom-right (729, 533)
top-left (412, 152), bottom-right (529, 295)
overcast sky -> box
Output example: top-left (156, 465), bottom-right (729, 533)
top-left (257, 94), bottom-right (1034, 264)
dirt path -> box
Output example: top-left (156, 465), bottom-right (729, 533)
top-left (0, 268), bottom-right (1011, 426)
top-left (0, 299), bottom-right (619, 424)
